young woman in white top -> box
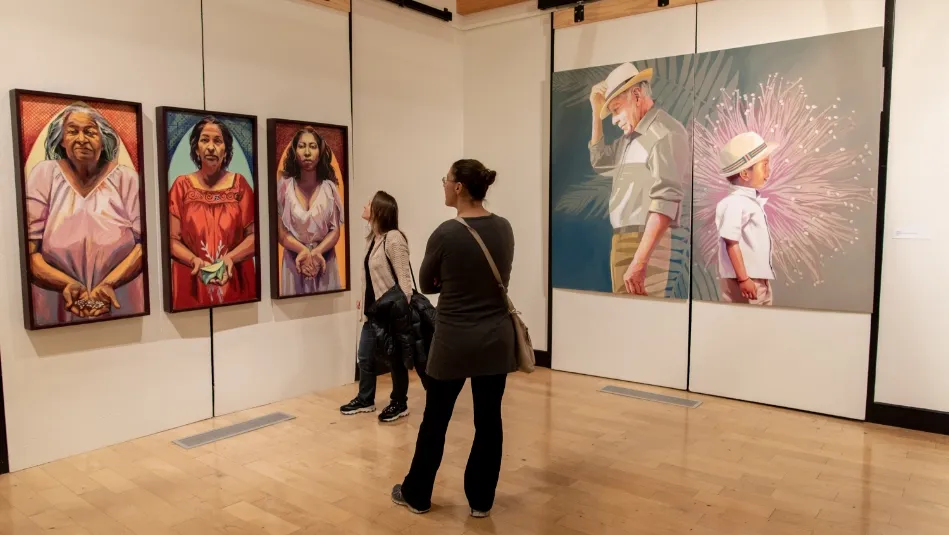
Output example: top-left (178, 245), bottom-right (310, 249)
top-left (275, 126), bottom-right (344, 296)
top-left (339, 191), bottom-right (416, 422)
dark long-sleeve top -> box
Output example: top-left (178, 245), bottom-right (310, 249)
top-left (419, 214), bottom-right (517, 380)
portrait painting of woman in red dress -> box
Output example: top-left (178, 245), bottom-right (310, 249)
top-left (157, 108), bottom-right (261, 312)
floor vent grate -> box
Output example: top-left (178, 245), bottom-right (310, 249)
top-left (599, 386), bottom-right (702, 408)
top-left (173, 412), bottom-right (295, 449)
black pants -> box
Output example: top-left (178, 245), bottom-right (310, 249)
top-left (356, 323), bottom-right (409, 405)
top-left (401, 373), bottom-right (508, 512)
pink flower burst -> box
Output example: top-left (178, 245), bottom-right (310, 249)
top-left (692, 75), bottom-right (877, 287)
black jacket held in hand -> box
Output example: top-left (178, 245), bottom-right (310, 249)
top-left (411, 292), bottom-right (437, 366)
top-left (364, 287), bottom-right (433, 374)
top-left (365, 288), bottom-right (415, 372)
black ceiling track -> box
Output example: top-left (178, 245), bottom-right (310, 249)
top-left (385, 0), bottom-right (453, 21)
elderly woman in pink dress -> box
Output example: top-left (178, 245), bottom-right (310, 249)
top-left (276, 126), bottom-right (344, 296)
top-left (25, 103), bottom-right (144, 326)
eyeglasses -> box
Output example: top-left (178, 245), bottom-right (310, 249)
top-left (442, 176), bottom-right (454, 185)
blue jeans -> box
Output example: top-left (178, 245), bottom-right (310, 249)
top-left (356, 322), bottom-right (409, 405)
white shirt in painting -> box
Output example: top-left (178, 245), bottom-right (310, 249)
top-left (715, 185), bottom-right (774, 280)
top-left (276, 175), bottom-right (344, 295)
top-left (608, 138), bottom-right (650, 229)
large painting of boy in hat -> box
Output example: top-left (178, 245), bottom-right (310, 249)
top-left (691, 28), bottom-right (882, 313)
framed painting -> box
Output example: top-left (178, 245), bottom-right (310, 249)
top-left (266, 119), bottom-right (350, 299)
top-left (10, 89), bottom-right (150, 330)
top-left (156, 107), bottom-right (262, 313)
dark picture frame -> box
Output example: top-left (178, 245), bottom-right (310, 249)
top-left (266, 118), bottom-right (351, 300)
top-left (10, 89), bottom-right (151, 330)
top-left (156, 106), bottom-right (262, 313)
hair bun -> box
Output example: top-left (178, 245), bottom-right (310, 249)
top-left (482, 169), bottom-right (497, 186)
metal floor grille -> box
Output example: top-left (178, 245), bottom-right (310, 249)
top-left (599, 385), bottom-right (702, 408)
top-left (173, 412), bottom-right (295, 449)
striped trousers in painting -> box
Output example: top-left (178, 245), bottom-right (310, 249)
top-left (609, 227), bottom-right (672, 297)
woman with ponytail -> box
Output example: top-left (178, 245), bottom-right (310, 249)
top-left (392, 159), bottom-right (516, 518)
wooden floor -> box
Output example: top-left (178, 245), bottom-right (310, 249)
top-left (2, 369), bottom-right (949, 535)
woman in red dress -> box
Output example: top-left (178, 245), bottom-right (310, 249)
top-left (168, 117), bottom-right (257, 310)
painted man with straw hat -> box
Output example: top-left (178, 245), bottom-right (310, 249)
top-left (589, 62), bottom-right (689, 296)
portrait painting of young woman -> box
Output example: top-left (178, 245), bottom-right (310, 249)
top-left (11, 89), bottom-right (150, 330)
top-left (157, 107), bottom-right (261, 313)
top-left (266, 119), bottom-right (349, 299)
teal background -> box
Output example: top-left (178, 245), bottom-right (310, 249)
top-left (163, 110), bottom-right (255, 190)
top-left (551, 53), bottom-right (718, 299)
top-left (168, 134), bottom-right (254, 190)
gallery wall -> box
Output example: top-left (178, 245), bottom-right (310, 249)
top-left (0, 0), bottom-right (926, 472)
top-left (201, 0), bottom-right (356, 416)
top-left (352, 0), bottom-right (464, 295)
top-left (0, 0), bottom-right (213, 471)
top-left (463, 14), bottom-right (551, 351)
top-left (550, 8), bottom-right (696, 389)
top-left (874, 0), bottom-right (949, 413)
top-left (0, 0), bottom-right (557, 472)
top-left (687, 0), bottom-right (884, 419)
top-left (547, 0), bottom-right (887, 420)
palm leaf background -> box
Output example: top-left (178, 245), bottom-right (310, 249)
top-left (551, 51), bottom-right (738, 298)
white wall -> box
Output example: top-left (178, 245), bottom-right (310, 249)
top-left (874, 0), bottom-right (949, 412)
top-left (463, 15), bottom-right (550, 350)
top-left (0, 0), bottom-right (212, 470)
top-left (550, 6), bottom-right (696, 389)
top-left (352, 0), bottom-right (464, 299)
top-left (687, 0), bottom-right (884, 420)
top-left (0, 0), bottom-right (513, 471)
top-left (202, 0), bottom-right (356, 416)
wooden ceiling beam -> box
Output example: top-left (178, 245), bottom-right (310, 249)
top-left (457, 0), bottom-right (527, 15)
top-left (553, 0), bottom-right (712, 29)
top-left (300, 0), bottom-right (351, 14)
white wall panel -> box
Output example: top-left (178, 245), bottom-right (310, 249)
top-left (690, 303), bottom-right (871, 418)
top-left (463, 16), bottom-right (550, 349)
top-left (553, 290), bottom-right (689, 389)
top-left (688, 0), bottom-right (885, 419)
top-left (0, 0), bottom-right (211, 470)
top-left (554, 6), bottom-right (696, 72)
top-left (202, 0), bottom-right (355, 415)
top-left (352, 0), bottom-right (464, 310)
top-left (874, 0), bottom-right (949, 412)
top-left (550, 5), bottom-right (695, 387)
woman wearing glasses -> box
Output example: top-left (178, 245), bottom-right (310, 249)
top-left (392, 159), bottom-right (516, 519)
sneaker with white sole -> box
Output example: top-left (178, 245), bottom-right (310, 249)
top-left (378, 402), bottom-right (409, 423)
top-left (470, 509), bottom-right (491, 518)
top-left (391, 484), bottom-right (429, 514)
top-left (340, 398), bottom-right (375, 415)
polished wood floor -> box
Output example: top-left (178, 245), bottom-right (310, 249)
top-left (2, 369), bottom-right (949, 535)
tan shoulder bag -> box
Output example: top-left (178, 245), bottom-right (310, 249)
top-left (455, 218), bottom-right (535, 374)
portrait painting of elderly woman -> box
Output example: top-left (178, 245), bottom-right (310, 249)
top-left (157, 107), bottom-right (261, 312)
top-left (267, 119), bottom-right (349, 298)
top-left (11, 90), bottom-right (150, 330)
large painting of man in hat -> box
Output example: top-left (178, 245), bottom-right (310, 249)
top-left (588, 63), bottom-right (690, 297)
top-left (551, 54), bottom-right (698, 300)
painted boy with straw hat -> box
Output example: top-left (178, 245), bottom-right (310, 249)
top-left (589, 62), bottom-right (689, 297)
top-left (714, 132), bottom-right (778, 305)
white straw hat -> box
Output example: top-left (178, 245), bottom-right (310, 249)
top-left (719, 132), bottom-right (778, 177)
top-left (599, 63), bottom-right (653, 120)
